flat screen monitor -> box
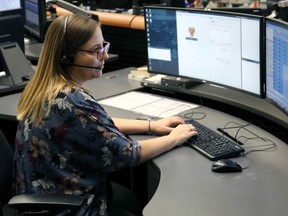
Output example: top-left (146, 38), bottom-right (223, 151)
top-left (0, 12), bottom-right (26, 86)
top-left (266, 18), bottom-right (288, 116)
top-left (0, 5), bottom-right (24, 52)
top-left (22, 0), bottom-right (47, 41)
top-left (211, 7), bottom-right (265, 16)
top-left (0, 13), bottom-right (24, 49)
top-left (0, 0), bottom-right (21, 12)
top-left (165, 0), bottom-right (185, 7)
top-left (144, 6), bottom-right (265, 97)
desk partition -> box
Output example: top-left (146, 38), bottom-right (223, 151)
top-left (55, 7), bottom-right (145, 30)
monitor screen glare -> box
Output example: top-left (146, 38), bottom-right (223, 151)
top-left (145, 7), bottom-right (264, 97)
top-left (266, 18), bottom-right (288, 115)
top-left (0, 0), bottom-right (21, 12)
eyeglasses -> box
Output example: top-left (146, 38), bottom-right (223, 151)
top-left (78, 41), bottom-right (110, 59)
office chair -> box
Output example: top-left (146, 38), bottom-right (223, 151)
top-left (0, 128), bottom-right (84, 215)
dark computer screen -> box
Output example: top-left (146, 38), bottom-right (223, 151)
top-left (266, 18), bottom-right (288, 116)
top-left (22, 0), bottom-right (47, 41)
top-left (211, 7), bottom-right (265, 16)
top-left (165, 0), bottom-right (185, 7)
top-left (0, 7), bottom-right (24, 52)
top-left (0, 12), bottom-right (27, 86)
top-left (145, 6), bottom-right (264, 97)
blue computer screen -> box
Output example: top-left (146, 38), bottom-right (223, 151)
top-left (22, 0), bottom-right (47, 41)
top-left (145, 6), bottom-right (264, 97)
top-left (266, 18), bottom-right (288, 116)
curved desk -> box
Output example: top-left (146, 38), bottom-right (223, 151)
top-left (140, 106), bottom-right (288, 216)
top-left (1, 68), bottom-right (288, 216)
top-left (99, 90), bottom-right (288, 216)
top-left (0, 67), bottom-right (141, 121)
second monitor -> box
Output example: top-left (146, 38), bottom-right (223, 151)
top-left (144, 7), bottom-right (265, 97)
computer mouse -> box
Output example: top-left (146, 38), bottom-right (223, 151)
top-left (211, 159), bottom-right (242, 173)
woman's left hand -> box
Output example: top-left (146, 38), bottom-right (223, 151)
top-left (150, 116), bottom-right (185, 134)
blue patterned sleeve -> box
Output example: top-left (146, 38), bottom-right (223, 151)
top-left (64, 88), bottom-right (142, 172)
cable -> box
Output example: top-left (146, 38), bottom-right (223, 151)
top-left (180, 106), bottom-right (206, 120)
top-left (240, 155), bottom-right (253, 170)
top-left (218, 120), bottom-right (277, 156)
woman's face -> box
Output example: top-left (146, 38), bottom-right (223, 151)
top-left (68, 27), bottom-right (109, 85)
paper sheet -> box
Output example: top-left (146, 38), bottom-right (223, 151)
top-left (99, 91), bottom-right (199, 118)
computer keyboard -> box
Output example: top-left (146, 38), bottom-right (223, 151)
top-left (185, 119), bottom-right (245, 161)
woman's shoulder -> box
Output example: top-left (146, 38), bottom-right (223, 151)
top-left (59, 86), bottom-right (94, 102)
top-left (57, 86), bottom-right (101, 113)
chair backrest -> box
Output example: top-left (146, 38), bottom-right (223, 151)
top-left (0, 128), bottom-right (14, 209)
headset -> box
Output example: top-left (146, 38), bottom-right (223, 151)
top-left (60, 15), bottom-right (102, 70)
top-left (60, 15), bottom-right (70, 64)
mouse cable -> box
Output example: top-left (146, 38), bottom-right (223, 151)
top-left (239, 135), bottom-right (277, 156)
top-left (228, 122), bottom-right (277, 154)
top-left (237, 138), bottom-right (276, 170)
top-left (238, 153), bottom-right (253, 170)
top-left (150, 103), bottom-right (201, 120)
top-left (190, 89), bottom-right (204, 107)
top-left (217, 121), bottom-right (252, 145)
top-left (219, 121), bottom-right (253, 131)
top-left (237, 136), bottom-right (276, 170)
top-left (216, 127), bottom-right (245, 145)
top-left (179, 106), bottom-right (207, 121)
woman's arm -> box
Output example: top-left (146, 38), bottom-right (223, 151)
top-left (112, 118), bottom-right (150, 134)
top-left (138, 123), bottom-right (197, 162)
top-left (113, 117), bottom-right (198, 162)
top-left (112, 116), bottom-right (186, 135)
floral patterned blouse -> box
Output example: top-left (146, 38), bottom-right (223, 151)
top-left (14, 86), bottom-right (142, 216)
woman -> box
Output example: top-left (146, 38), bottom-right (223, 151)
top-left (14, 14), bottom-right (197, 215)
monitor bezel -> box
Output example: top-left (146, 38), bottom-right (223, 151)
top-left (265, 17), bottom-right (288, 116)
top-left (22, 0), bottom-right (47, 41)
top-left (0, 11), bottom-right (25, 82)
top-left (0, 10), bottom-right (24, 52)
top-left (144, 6), bottom-right (265, 98)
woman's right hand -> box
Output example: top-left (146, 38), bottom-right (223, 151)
top-left (168, 124), bottom-right (198, 147)
top-left (138, 123), bottom-right (198, 162)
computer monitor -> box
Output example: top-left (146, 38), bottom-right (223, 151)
top-left (0, 11), bottom-right (24, 52)
top-left (265, 18), bottom-right (288, 116)
top-left (0, 10), bottom-right (33, 91)
top-left (165, 0), bottom-right (185, 7)
top-left (0, 0), bottom-right (21, 12)
top-left (22, 0), bottom-right (47, 41)
top-left (144, 6), bottom-right (265, 97)
top-left (211, 7), bottom-right (265, 16)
